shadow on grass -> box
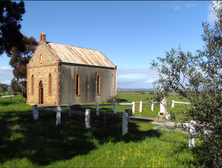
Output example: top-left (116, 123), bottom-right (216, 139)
top-left (0, 106), bottom-right (162, 166)
top-left (158, 132), bottom-right (205, 166)
top-left (117, 98), bottom-right (127, 103)
top-left (0, 100), bottom-right (20, 106)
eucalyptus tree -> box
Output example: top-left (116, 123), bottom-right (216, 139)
top-left (8, 36), bottom-right (37, 98)
top-left (0, 83), bottom-right (8, 96)
top-left (151, 2), bottom-right (222, 167)
top-left (0, 1), bottom-right (26, 55)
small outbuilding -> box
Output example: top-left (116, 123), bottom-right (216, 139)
top-left (27, 32), bottom-right (117, 106)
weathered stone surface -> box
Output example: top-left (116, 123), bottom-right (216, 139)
top-left (27, 42), bottom-right (58, 105)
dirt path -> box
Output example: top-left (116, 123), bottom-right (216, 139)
top-left (0, 95), bottom-right (14, 98)
top-left (129, 116), bottom-right (178, 125)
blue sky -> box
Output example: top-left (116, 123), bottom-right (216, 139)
top-left (0, 1), bottom-right (218, 88)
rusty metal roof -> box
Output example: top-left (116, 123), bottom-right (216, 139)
top-left (47, 42), bottom-right (115, 68)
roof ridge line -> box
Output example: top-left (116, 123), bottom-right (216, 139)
top-left (48, 42), bottom-right (98, 51)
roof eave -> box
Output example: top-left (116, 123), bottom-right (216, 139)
top-left (60, 61), bottom-right (116, 70)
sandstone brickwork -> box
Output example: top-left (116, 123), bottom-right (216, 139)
top-left (27, 41), bottom-right (58, 106)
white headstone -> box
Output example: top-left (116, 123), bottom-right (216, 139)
top-left (33, 105), bottom-right (39, 120)
top-left (160, 97), bottom-right (166, 113)
top-left (56, 106), bottom-right (61, 125)
top-left (189, 120), bottom-right (196, 149)
top-left (132, 102), bottom-right (135, 113)
top-left (139, 101), bottom-right (142, 112)
top-left (96, 102), bottom-right (99, 116)
top-left (158, 97), bottom-right (171, 120)
top-left (85, 109), bottom-right (90, 129)
top-left (151, 101), bottom-right (154, 111)
top-left (114, 102), bottom-right (117, 113)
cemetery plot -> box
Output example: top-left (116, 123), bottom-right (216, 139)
top-left (62, 113), bottom-right (85, 124)
top-left (90, 114), bottom-right (122, 129)
top-left (62, 111), bottom-right (122, 129)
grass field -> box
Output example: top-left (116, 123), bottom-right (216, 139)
top-left (0, 94), bottom-right (204, 167)
top-left (105, 93), bottom-right (192, 121)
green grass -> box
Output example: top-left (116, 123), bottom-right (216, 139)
top-left (0, 94), bottom-right (204, 167)
top-left (117, 93), bottom-right (192, 121)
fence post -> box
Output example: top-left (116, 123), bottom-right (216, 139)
top-left (122, 112), bottom-right (128, 136)
top-left (68, 103), bottom-right (72, 117)
top-left (151, 101), bottom-right (154, 111)
top-left (56, 106), bottom-right (61, 125)
top-left (189, 120), bottom-right (196, 149)
top-left (33, 105), bottom-right (39, 120)
top-left (132, 102), bottom-right (135, 113)
top-left (85, 109), bottom-right (90, 129)
top-left (139, 101), bottom-right (142, 112)
top-left (114, 102), bottom-right (117, 113)
top-left (32, 105), bottom-right (35, 120)
top-left (172, 100), bottom-right (174, 108)
top-left (96, 102), bottom-right (99, 116)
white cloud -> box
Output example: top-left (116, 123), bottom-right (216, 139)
top-left (117, 77), bottom-right (154, 89)
top-left (117, 68), bottom-right (156, 75)
top-left (145, 79), bottom-right (157, 83)
top-left (0, 66), bottom-right (13, 84)
top-left (118, 74), bottom-right (146, 78)
top-left (174, 6), bottom-right (180, 10)
top-left (117, 68), bottom-right (159, 88)
top-left (207, 1), bottom-right (221, 24)
top-left (0, 66), bottom-right (13, 71)
top-left (185, 3), bottom-right (196, 9)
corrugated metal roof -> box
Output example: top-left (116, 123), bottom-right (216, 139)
top-left (47, 43), bottom-right (115, 68)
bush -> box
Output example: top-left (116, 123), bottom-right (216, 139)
top-left (106, 95), bottom-right (120, 103)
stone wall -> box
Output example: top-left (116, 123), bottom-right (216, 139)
top-left (27, 66), bottom-right (58, 105)
top-left (27, 43), bottom-right (58, 106)
top-left (28, 44), bottom-right (57, 67)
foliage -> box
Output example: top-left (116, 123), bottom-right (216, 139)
top-left (8, 36), bottom-right (37, 98)
top-left (0, 1), bottom-right (26, 55)
top-left (106, 95), bottom-right (120, 103)
top-left (0, 83), bottom-right (8, 95)
top-left (11, 77), bottom-right (22, 93)
top-left (151, 2), bottom-right (222, 167)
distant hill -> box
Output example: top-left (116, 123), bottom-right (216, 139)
top-left (117, 88), bottom-right (155, 93)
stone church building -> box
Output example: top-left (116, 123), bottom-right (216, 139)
top-left (27, 32), bottom-right (117, 106)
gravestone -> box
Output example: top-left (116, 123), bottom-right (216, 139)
top-left (158, 97), bottom-right (167, 116)
top-left (125, 109), bottom-right (132, 116)
top-left (70, 105), bottom-right (81, 111)
top-left (135, 101), bottom-right (140, 112)
top-left (158, 97), bottom-right (171, 120)
top-left (69, 105), bottom-right (81, 117)
top-left (189, 120), bottom-right (196, 149)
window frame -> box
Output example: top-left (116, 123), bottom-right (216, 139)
top-left (31, 74), bottom-right (34, 95)
top-left (96, 73), bottom-right (101, 95)
top-left (48, 73), bottom-right (52, 96)
top-left (74, 71), bottom-right (81, 96)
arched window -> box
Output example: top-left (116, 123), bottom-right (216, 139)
top-left (31, 75), bottom-right (34, 95)
top-left (39, 81), bottom-right (43, 104)
top-left (75, 72), bottom-right (81, 96)
top-left (96, 73), bottom-right (101, 95)
top-left (48, 73), bottom-right (52, 95)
